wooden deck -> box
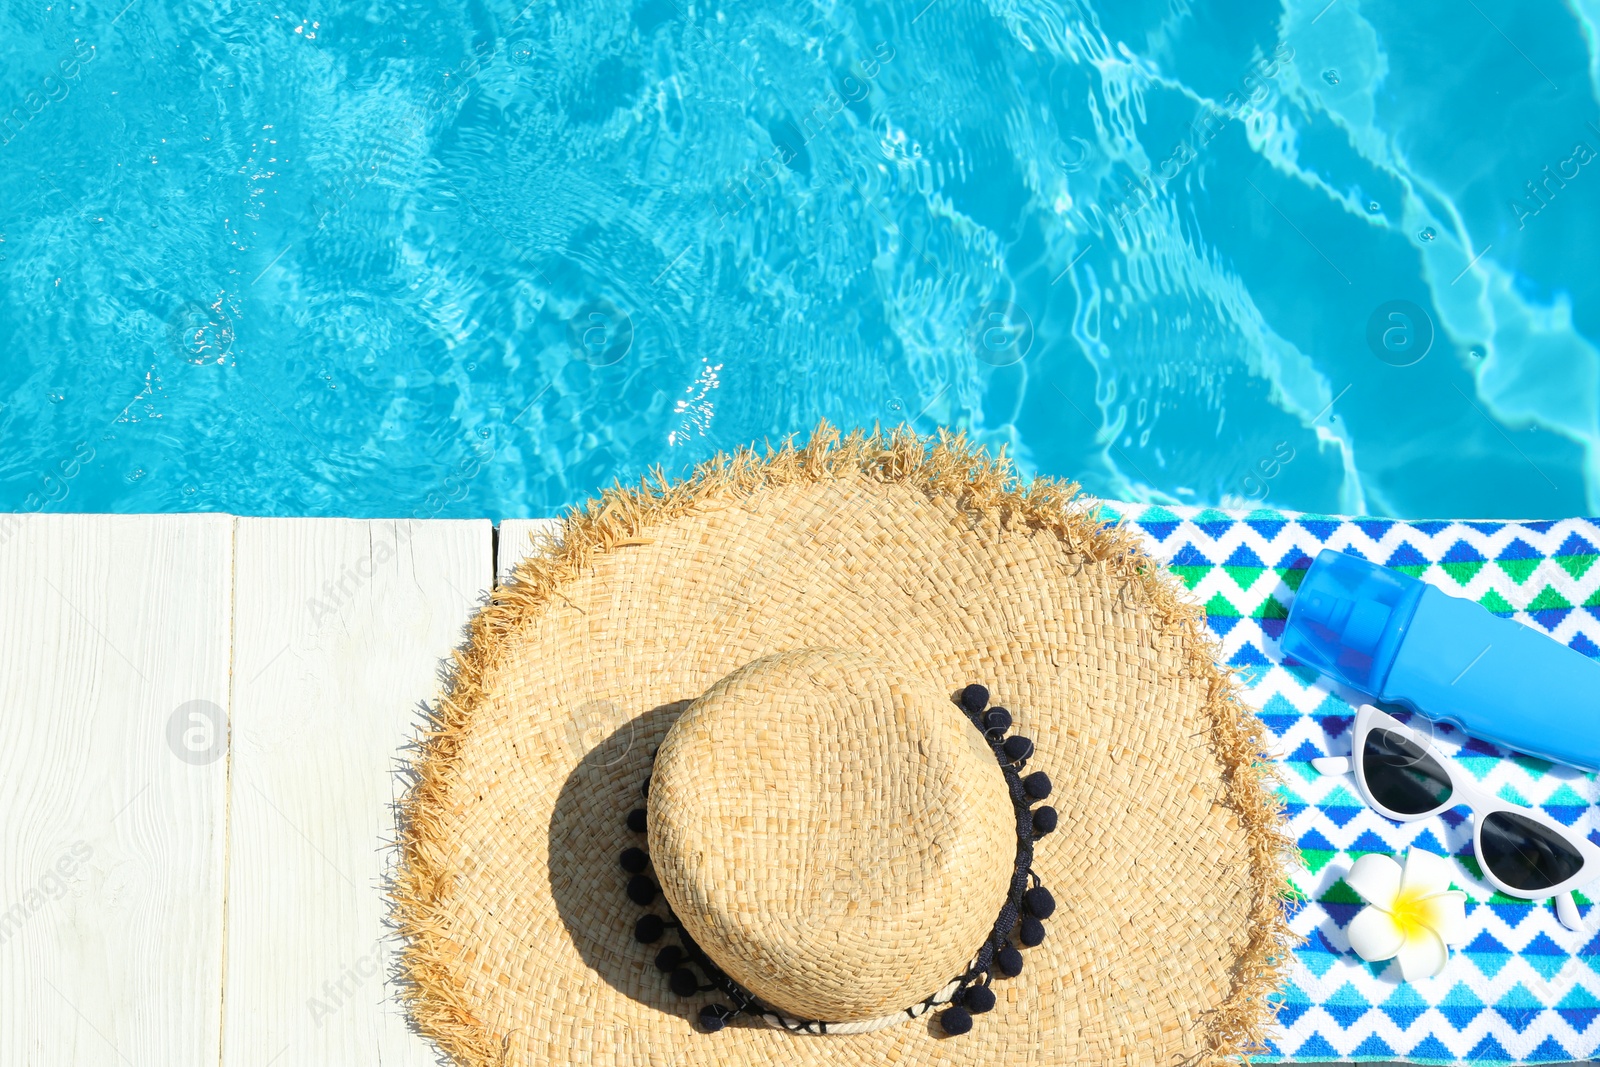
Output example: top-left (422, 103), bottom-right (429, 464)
top-left (0, 515), bottom-right (557, 1066)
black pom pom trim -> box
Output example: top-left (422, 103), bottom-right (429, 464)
top-left (626, 808), bottom-right (647, 833)
top-left (960, 684), bottom-right (990, 713)
top-left (939, 1005), bottom-right (973, 1035)
top-left (669, 967), bottom-right (700, 997)
top-left (620, 847), bottom-right (648, 874)
top-left (635, 914), bottom-right (666, 943)
top-left (948, 685), bottom-right (1054, 1021)
top-left (1024, 885), bottom-right (1056, 919)
top-left (963, 984), bottom-right (996, 1013)
top-left (1002, 735), bottom-right (1034, 762)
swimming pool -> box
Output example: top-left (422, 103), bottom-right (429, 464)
top-left (1, 0), bottom-right (1596, 521)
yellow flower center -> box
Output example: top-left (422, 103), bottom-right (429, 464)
top-left (1387, 885), bottom-right (1432, 939)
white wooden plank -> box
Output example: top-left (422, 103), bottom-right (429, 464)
top-left (496, 517), bottom-right (562, 585)
top-left (0, 513), bottom-right (233, 1067)
top-left (222, 518), bottom-right (492, 1067)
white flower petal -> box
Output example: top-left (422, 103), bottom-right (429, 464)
top-left (1346, 853), bottom-right (1403, 908)
top-left (1346, 904), bottom-right (1406, 962)
top-left (1394, 927), bottom-right (1449, 981)
top-left (1400, 848), bottom-right (1457, 898)
top-left (1420, 890), bottom-right (1470, 947)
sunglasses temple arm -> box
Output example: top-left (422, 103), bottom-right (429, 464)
top-left (1311, 755), bottom-right (1350, 777)
top-left (1556, 891), bottom-right (1583, 932)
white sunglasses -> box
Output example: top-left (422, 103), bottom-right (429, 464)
top-left (1317, 705), bottom-right (1600, 923)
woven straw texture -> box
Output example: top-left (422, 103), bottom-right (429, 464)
top-left (393, 423), bottom-right (1297, 1067)
top-left (649, 648), bottom-right (1016, 1022)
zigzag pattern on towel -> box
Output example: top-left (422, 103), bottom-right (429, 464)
top-left (1102, 503), bottom-right (1600, 1066)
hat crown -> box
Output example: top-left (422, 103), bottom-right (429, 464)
top-left (647, 647), bottom-right (1016, 1022)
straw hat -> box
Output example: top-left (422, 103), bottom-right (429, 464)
top-left (393, 423), bottom-right (1295, 1067)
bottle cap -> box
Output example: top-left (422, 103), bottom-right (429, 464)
top-left (1281, 549), bottom-right (1424, 694)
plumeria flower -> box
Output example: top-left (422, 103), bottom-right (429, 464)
top-left (1345, 848), bottom-right (1469, 980)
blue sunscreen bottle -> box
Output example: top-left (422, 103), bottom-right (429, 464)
top-left (1281, 547), bottom-right (1600, 771)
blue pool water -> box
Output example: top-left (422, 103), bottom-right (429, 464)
top-left (2, 0), bottom-right (1598, 520)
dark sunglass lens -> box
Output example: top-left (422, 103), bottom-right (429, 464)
top-left (1361, 728), bottom-right (1454, 815)
top-left (1480, 811), bottom-right (1586, 892)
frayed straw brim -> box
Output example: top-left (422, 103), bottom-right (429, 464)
top-left (393, 422), bottom-right (1299, 1067)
